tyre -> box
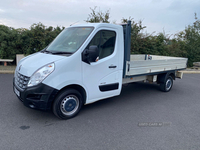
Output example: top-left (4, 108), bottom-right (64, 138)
top-left (53, 89), bottom-right (83, 119)
top-left (160, 76), bottom-right (173, 92)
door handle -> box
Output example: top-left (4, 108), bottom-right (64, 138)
top-left (109, 65), bottom-right (117, 68)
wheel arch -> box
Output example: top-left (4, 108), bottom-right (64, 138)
top-left (157, 71), bottom-right (175, 84)
top-left (53, 84), bottom-right (87, 106)
top-left (168, 72), bottom-right (175, 80)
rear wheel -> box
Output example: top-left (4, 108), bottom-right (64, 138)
top-left (53, 89), bottom-right (83, 119)
top-left (160, 76), bottom-right (173, 92)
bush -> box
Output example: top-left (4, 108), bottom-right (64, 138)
top-left (0, 23), bottom-right (64, 63)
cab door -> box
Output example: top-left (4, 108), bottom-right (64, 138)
top-left (82, 29), bottom-right (123, 103)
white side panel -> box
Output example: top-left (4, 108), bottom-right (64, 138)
top-left (42, 53), bottom-right (83, 90)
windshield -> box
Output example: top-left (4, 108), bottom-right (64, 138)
top-left (46, 27), bottom-right (94, 54)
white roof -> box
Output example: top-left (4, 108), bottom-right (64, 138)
top-left (69, 22), bottom-right (122, 30)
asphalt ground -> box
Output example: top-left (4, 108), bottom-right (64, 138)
top-left (0, 73), bottom-right (200, 150)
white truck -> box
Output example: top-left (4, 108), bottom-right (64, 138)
top-left (13, 21), bottom-right (188, 119)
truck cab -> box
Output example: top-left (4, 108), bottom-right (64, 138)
top-left (14, 23), bottom-right (125, 119)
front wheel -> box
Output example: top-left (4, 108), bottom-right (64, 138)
top-left (160, 76), bottom-right (173, 92)
top-left (53, 89), bottom-right (83, 119)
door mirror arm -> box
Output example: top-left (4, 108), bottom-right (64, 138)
top-left (82, 49), bottom-right (90, 64)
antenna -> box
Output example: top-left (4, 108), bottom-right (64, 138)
top-left (70, 21), bottom-right (79, 26)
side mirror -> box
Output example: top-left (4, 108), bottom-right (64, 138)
top-left (82, 45), bottom-right (99, 64)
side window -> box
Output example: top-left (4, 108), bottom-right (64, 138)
top-left (86, 30), bottom-right (116, 60)
top-left (99, 30), bottom-right (116, 59)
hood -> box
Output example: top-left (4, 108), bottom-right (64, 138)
top-left (16, 52), bottom-right (65, 77)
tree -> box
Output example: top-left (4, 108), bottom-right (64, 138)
top-left (176, 13), bottom-right (200, 66)
top-left (0, 25), bottom-right (19, 60)
top-left (85, 7), bottom-right (110, 23)
top-left (20, 23), bottom-right (64, 55)
top-left (0, 23), bottom-right (64, 61)
top-left (121, 17), bottom-right (146, 54)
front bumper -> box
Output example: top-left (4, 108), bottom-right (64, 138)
top-left (13, 78), bottom-right (59, 110)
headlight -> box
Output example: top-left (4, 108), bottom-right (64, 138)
top-left (28, 63), bottom-right (55, 87)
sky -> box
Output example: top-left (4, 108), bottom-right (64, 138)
top-left (0, 0), bottom-right (200, 35)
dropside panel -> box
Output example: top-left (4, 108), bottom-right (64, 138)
top-left (126, 54), bottom-right (188, 76)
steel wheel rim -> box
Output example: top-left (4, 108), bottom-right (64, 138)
top-left (60, 95), bottom-right (79, 116)
top-left (166, 78), bottom-right (172, 91)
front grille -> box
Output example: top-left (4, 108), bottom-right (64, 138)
top-left (15, 72), bottom-right (30, 89)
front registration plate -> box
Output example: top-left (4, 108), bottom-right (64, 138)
top-left (14, 87), bottom-right (20, 97)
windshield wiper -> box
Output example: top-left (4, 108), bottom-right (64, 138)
top-left (41, 50), bottom-right (72, 55)
top-left (51, 51), bottom-right (73, 55)
top-left (41, 49), bottom-right (53, 54)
